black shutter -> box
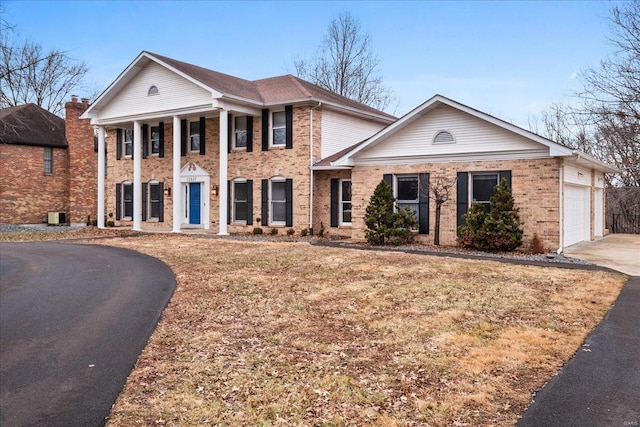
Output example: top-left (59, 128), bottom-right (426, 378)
top-left (383, 174), bottom-right (393, 187)
top-left (285, 105), bottom-right (293, 149)
top-left (142, 182), bottom-right (148, 221)
top-left (227, 114), bottom-right (233, 153)
top-left (158, 122), bottom-right (165, 158)
top-left (115, 183), bottom-right (122, 220)
top-left (158, 182), bottom-right (164, 222)
top-left (246, 116), bottom-right (254, 152)
top-left (330, 178), bottom-right (339, 227)
top-left (499, 170), bottom-right (512, 188)
top-left (247, 180), bottom-right (253, 225)
top-left (457, 172), bottom-right (469, 227)
top-left (180, 119), bottom-right (187, 156)
top-left (261, 109), bottom-right (269, 151)
top-left (418, 173), bottom-right (430, 234)
top-left (142, 124), bottom-right (149, 158)
top-left (116, 129), bottom-right (122, 160)
top-left (199, 117), bottom-right (206, 155)
top-left (261, 179), bottom-right (268, 225)
top-left (131, 128), bottom-right (134, 160)
top-left (285, 178), bottom-right (293, 227)
top-left (227, 180), bottom-right (231, 225)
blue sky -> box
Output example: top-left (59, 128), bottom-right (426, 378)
top-left (2, 0), bottom-right (621, 128)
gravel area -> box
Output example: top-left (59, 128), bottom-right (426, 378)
top-left (0, 224), bottom-right (87, 233)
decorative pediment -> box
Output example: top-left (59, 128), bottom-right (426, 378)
top-left (180, 162), bottom-right (209, 178)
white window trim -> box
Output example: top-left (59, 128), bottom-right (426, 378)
top-left (270, 110), bottom-right (286, 147)
top-left (148, 180), bottom-right (161, 221)
top-left (189, 121), bottom-right (200, 152)
top-left (122, 181), bottom-right (133, 220)
top-left (232, 178), bottom-right (248, 224)
top-left (149, 124), bottom-right (160, 156)
top-left (269, 177), bottom-right (286, 225)
top-left (395, 175), bottom-right (419, 226)
top-left (339, 179), bottom-right (352, 226)
top-left (232, 116), bottom-right (248, 151)
top-left (469, 172), bottom-right (499, 206)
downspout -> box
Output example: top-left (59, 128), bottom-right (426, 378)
top-left (309, 102), bottom-right (322, 235)
top-left (557, 163), bottom-right (564, 254)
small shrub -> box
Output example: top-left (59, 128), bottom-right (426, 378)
top-left (318, 222), bottom-right (325, 237)
top-left (86, 215), bottom-right (92, 226)
top-left (364, 180), bottom-right (416, 245)
top-left (107, 220), bottom-right (115, 227)
top-left (300, 228), bottom-right (308, 237)
top-left (270, 228), bottom-right (278, 236)
top-left (286, 228), bottom-right (295, 236)
top-left (529, 232), bottom-right (545, 254)
top-left (252, 227), bottom-right (263, 235)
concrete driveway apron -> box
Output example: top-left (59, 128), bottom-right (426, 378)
top-left (518, 234), bottom-right (640, 426)
top-left (0, 242), bottom-right (176, 427)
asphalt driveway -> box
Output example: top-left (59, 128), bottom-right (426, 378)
top-left (0, 242), bottom-right (176, 427)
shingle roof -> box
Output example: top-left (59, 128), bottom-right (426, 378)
top-left (147, 52), bottom-right (395, 120)
top-left (0, 104), bottom-right (67, 148)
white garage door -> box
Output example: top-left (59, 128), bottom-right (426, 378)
top-left (564, 184), bottom-right (590, 247)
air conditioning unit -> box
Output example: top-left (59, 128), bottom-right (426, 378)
top-left (48, 212), bottom-right (67, 225)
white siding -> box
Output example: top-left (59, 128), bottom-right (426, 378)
top-left (99, 62), bottom-right (212, 120)
top-left (321, 109), bottom-right (386, 159)
top-left (356, 105), bottom-right (545, 162)
top-left (564, 164), bottom-right (592, 186)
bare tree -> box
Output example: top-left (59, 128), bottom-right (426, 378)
top-left (429, 175), bottom-right (457, 246)
top-left (1, 14), bottom-right (89, 115)
top-left (294, 12), bottom-right (395, 112)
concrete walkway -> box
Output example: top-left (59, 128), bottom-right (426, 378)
top-left (519, 234), bottom-right (640, 426)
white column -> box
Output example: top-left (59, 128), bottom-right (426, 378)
top-left (218, 109), bottom-right (229, 235)
top-left (97, 126), bottom-right (106, 228)
top-left (172, 116), bottom-right (182, 233)
top-left (133, 121), bottom-right (142, 231)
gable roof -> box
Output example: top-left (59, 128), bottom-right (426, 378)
top-left (0, 104), bottom-right (67, 148)
top-left (322, 94), bottom-right (618, 173)
top-left (84, 51), bottom-right (395, 122)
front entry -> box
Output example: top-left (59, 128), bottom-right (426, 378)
top-left (189, 182), bottom-right (201, 224)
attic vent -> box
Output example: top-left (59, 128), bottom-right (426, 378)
top-left (434, 130), bottom-right (455, 144)
top-left (148, 85), bottom-right (159, 96)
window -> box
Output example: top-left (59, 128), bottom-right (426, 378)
top-left (271, 179), bottom-right (286, 223)
top-left (471, 173), bottom-right (499, 208)
top-left (149, 182), bottom-right (161, 219)
top-left (340, 180), bottom-right (352, 225)
top-left (122, 183), bottom-right (133, 219)
top-left (234, 116), bottom-right (247, 149)
top-left (43, 147), bottom-right (53, 174)
top-left (434, 130), bottom-right (455, 144)
top-left (123, 129), bottom-right (133, 157)
top-left (150, 126), bottom-right (160, 155)
top-left (272, 111), bottom-right (286, 146)
top-left (189, 121), bottom-right (200, 152)
top-left (396, 175), bottom-right (419, 219)
top-left (233, 181), bottom-right (248, 222)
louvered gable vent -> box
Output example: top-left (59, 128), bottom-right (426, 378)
top-left (434, 130), bottom-right (455, 144)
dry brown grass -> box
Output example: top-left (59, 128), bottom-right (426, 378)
top-left (2, 231), bottom-right (626, 425)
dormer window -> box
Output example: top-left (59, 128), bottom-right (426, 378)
top-left (434, 130), bottom-right (455, 144)
top-left (147, 85), bottom-right (159, 96)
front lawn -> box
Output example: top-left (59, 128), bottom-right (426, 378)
top-left (71, 233), bottom-right (624, 426)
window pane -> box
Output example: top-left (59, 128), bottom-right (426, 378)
top-left (342, 203), bottom-right (352, 223)
top-left (125, 142), bottom-right (132, 156)
top-left (473, 174), bottom-right (498, 203)
top-left (272, 181), bottom-right (286, 201)
top-left (397, 176), bottom-right (418, 201)
top-left (234, 182), bottom-right (247, 202)
top-left (273, 111), bottom-right (285, 128)
top-left (341, 181), bottom-right (351, 202)
top-left (150, 202), bottom-right (160, 218)
top-left (44, 147), bottom-right (53, 173)
top-left (272, 202), bottom-right (286, 222)
top-left (151, 126), bottom-right (160, 154)
top-left (150, 184), bottom-right (160, 201)
top-left (123, 184), bottom-right (133, 201)
top-left (273, 128), bottom-right (286, 145)
top-left (190, 121), bottom-right (200, 151)
top-left (234, 202), bottom-right (248, 221)
top-left (235, 130), bottom-right (247, 148)
top-left (235, 116), bottom-right (247, 130)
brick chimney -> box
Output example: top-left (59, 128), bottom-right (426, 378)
top-left (65, 97), bottom-right (97, 225)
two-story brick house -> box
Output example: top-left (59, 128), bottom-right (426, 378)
top-left (80, 51), bottom-right (394, 235)
top-left (80, 51), bottom-right (615, 251)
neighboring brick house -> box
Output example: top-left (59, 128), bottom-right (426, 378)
top-left (0, 100), bottom-right (96, 225)
top-left (80, 52), bottom-right (614, 251)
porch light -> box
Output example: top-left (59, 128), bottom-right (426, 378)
top-left (211, 184), bottom-right (219, 197)
top-left (164, 186), bottom-right (171, 197)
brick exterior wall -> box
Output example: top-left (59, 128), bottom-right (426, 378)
top-left (0, 144), bottom-right (69, 224)
top-left (315, 158), bottom-right (563, 250)
top-left (66, 98), bottom-right (97, 224)
top-left (105, 105), bottom-right (321, 233)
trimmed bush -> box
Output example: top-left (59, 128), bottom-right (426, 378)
top-left (364, 180), bottom-right (416, 246)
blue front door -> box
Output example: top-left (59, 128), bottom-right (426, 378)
top-left (189, 183), bottom-right (201, 224)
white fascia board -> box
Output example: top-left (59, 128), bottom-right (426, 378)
top-left (353, 149), bottom-right (551, 166)
top-left (212, 98), bottom-right (262, 116)
top-left (311, 165), bottom-right (353, 171)
top-left (570, 150), bottom-right (620, 173)
top-left (89, 104), bottom-right (216, 127)
top-left (264, 97), bottom-right (395, 124)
